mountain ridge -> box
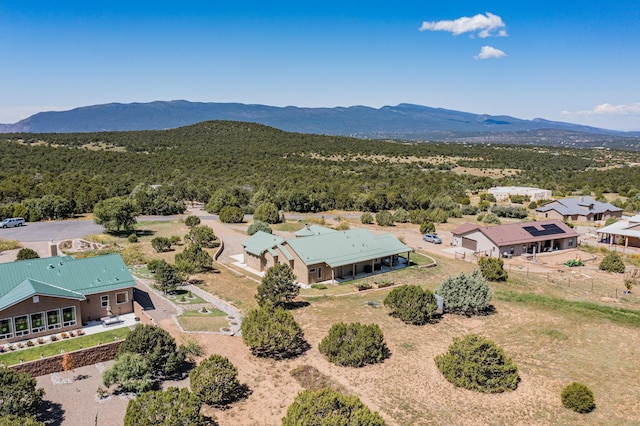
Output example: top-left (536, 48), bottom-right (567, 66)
top-left (1, 100), bottom-right (639, 147)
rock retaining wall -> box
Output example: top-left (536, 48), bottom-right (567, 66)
top-left (10, 341), bottom-right (123, 377)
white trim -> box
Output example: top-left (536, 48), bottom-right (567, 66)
top-left (116, 291), bottom-right (128, 305)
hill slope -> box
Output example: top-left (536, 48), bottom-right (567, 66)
top-left (1, 101), bottom-right (638, 147)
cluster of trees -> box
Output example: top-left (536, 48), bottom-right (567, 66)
top-left (113, 328), bottom-right (245, 424)
top-left (146, 223), bottom-right (218, 294)
top-left (4, 121), bottom-right (637, 226)
top-left (102, 325), bottom-right (188, 394)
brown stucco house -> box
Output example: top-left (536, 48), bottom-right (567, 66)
top-left (452, 219), bottom-right (580, 258)
top-left (0, 254), bottom-right (136, 344)
top-left (242, 225), bottom-right (413, 285)
top-left (535, 196), bottom-right (622, 223)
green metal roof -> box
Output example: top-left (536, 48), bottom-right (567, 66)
top-left (285, 228), bottom-right (412, 268)
top-left (0, 254), bottom-right (136, 311)
top-left (294, 225), bottom-right (337, 237)
top-left (242, 231), bottom-right (285, 256)
top-left (276, 244), bottom-right (294, 261)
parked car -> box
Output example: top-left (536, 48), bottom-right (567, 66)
top-left (423, 233), bottom-right (442, 244)
top-left (0, 217), bottom-right (25, 228)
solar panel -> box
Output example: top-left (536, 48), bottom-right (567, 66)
top-left (523, 224), bottom-right (566, 237)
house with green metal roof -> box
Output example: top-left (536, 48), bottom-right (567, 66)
top-left (242, 226), bottom-right (413, 285)
top-left (0, 253), bottom-right (136, 344)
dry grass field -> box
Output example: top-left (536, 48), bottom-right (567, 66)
top-left (73, 216), bottom-right (640, 425)
top-left (191, 249), bottom-right (640, 425)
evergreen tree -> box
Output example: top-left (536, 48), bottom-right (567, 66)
top-left (189, 355), bottom-right (243, 407)
top-left (384, 285), bottom-right (437, 325)
top-left (124, 387), bottom-right (205, 426)
top-left (282, 388), bottom-right (385, 426)
top-left (241, 303), bottom-right (306, 359)
top-left (255, 263), bottom-right (299, 307)
top-left (436, 269), bottom-right (492, 315)
top-left (319, 322), bottom-right (388, 367)
top-left (435, 334), bottom-right (519, 393)
top-left (0, 367), bottom-right (44, 418)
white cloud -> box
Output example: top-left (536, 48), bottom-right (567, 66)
top-left (563, 103), bottom-right (640, 116)
top-left (419, 12), bottom-right (507, 38)
top-left (474, 46), bottom-right (506, 60)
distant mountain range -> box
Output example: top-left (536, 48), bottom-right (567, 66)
top-left (1, 100), bottom-right (639, 148)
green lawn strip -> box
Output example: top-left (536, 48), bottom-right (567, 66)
top-left (164, 289), bottom-right (207, 305)
top-left (180, 308), bottom-right (226, 317)
top-left (274, 222), bottom-right (306, 232)
top-left (495, 290), bottom-right (640, 327)
top-left (0, 327), bottom-right (131, 366)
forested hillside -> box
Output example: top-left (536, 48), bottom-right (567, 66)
top-left (1, 121), bottom-right (640, 221)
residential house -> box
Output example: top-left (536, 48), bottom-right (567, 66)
top-left (597, 215), bottom-right (640, 248)
top-left (242, 226), bottom-right (413, 285)
top-left (535, 196), bottom-right (622, 222)
top-left (452, 219), bottom-right (580, 258)
top-left (0, 254), bottom-right (136, 344)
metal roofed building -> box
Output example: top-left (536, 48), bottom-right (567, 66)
top-left (0, 254), bottom-right (136, 344)
top-left (242, 227), bottom-right (413, 285)
top-left (487, 186), bottom-right (552, 202)
top-left (535, 196), bottom-right (622, 223)
top-left (597, 215), bottom-right (640, 249)
top-left (452, 219), bottom-right (579, 258)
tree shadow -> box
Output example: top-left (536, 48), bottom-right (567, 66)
top-left (284, 300), bottom-right (310, 310)
top-left (40, 400), bottom-right (65, 426)
top-left (476, 305), bottom-right (498, 317)
top-left (214, 383), bottom-right (253, 410)
top-left (250, 340), bottom-right (311, 360)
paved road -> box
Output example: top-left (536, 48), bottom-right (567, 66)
top-left (0, 215), bottom-right (182, 243)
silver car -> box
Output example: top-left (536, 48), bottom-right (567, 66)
top-left (423, 233), bottom-right (442, 244)
top-left (0, 217), bottom-right (25, 228)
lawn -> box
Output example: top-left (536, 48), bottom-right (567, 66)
top-left (164, 288), bottom-right (207, 305)
top-left (0, 327), bottom-right (131, 366)
top-left (177, 309), bottom-right (232, 332)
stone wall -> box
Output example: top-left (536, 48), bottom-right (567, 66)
top-left (10, 341), bottom-right (123, 377)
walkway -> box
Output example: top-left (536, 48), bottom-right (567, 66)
top-left (133, 275), bottom-right (243, 336)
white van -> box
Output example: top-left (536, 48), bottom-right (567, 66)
top-left (0, 217), bottom-right (25, 228)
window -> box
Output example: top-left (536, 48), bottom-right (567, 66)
top-left (568, 238), bottom-right (574, 247)
top-left (116, 292), bottom-right (128, 304)
top-left (47, 309), bottom-right (61, 330)
top-left (14, 315), bottom-right (30, 337)
top-left (0, 318), bottom-right (13, 340)
top-left (30, 312), bottom-right (45, 333)
top-left (317, 267), bottom-right (322, 279)
top-left (62, 307), bottom-right (76, 327)
top-left (101, 295), bottom-right (109, 308)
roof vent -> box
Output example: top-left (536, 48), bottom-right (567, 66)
top-left (47, 264), bottom-right (54, 269)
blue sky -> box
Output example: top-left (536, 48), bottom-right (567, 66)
top-left (1, 1), bottom-right (639, 131)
